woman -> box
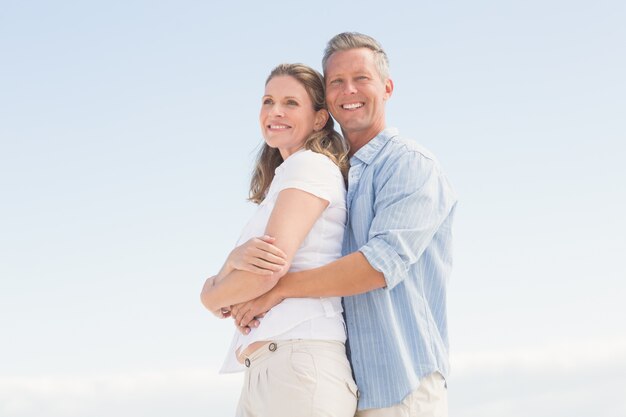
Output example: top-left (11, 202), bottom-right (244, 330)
top-left (200, 63), bottom-right (358, 417)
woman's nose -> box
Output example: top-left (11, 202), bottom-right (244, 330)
top-left (269, 104), bottom-right (285, 117)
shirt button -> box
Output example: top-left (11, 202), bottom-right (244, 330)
top-left (268, 342), bottom-right (277, 352)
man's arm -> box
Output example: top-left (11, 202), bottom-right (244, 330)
top-left (277, 251), bottom-right (385, 298)
top-left (200, 188), bottom-right (328, 313)
top-left (230, 251), bottom-right (385, 327)
top-left (233, 150), bottom-right (457, 328)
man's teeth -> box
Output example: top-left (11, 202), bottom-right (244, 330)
top-left (342, 103), bottom-right (364, 110)
top-left (270, 125), bottom-right (290, 129)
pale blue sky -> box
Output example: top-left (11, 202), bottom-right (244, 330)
top-left (1, 1), bottom-right (625, 416)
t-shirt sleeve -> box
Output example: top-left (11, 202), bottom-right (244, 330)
top-left (277, 151), bottom-right (344, 205)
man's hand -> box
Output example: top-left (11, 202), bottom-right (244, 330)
top-left (231, 290), bottom-right (285, 331)
top-left (231, 312), bottom-right (264, 335)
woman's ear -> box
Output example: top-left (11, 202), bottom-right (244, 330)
top-left (314, 109), bottom-right (329, 131)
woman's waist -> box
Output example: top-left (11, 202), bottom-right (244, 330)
top-left (236, 315), bottom-right (347, 362)
top-left (226, 298), bottom-right (345, 368)
top-left (238, 339), bottom-right (349, 366)
top-left (264, 296), bottom-right (342, 315)
top-left (237, 341), bottom-right (270, 362)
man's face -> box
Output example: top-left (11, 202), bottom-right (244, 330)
top-left (324, 48), bottom-right (393, 144)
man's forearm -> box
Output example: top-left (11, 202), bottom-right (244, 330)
top-left (274, 251), bottom-right (386, 299)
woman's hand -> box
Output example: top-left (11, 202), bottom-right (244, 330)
top-left (227, 235), bottom-right (287, 275)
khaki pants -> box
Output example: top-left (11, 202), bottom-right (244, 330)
top-left (235, 340), bottom-right (358, 417)
top-left (355, 372), bottom-right (448, 417)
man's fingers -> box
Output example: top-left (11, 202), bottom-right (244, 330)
top-left (239, 309), bottom-right (258, 328)
top-left (237, 324), bottom-right (251, 335)
top-left (230, 304), bottom-right (243, 320)
top-left (234, 305), bottom-right (251, 324)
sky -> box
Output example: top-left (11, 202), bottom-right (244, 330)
top-left (1, 0), bottom-right (625, 416)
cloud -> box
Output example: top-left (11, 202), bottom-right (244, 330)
top-left (449, 339), bottom-right (626, 417)
top-left (451, 338), bottom-right (626, 375)
top-left (0, 369), bottom-right (242, 417)
top-left (3, 339), bottom-right (625, 417)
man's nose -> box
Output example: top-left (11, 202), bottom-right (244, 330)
top-left (342, 80), bottom-right (358, 95)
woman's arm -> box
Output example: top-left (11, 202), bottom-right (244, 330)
top-left (200, 188), bottom-right (329, 313)
top-left (215, 235), bottom-right (287, 281)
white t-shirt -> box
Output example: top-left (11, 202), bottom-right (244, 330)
top-left (220, 149), bottom-right (347, 373)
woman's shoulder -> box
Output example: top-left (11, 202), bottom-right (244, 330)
top-left (282, 149), bottom-right (341, 175)
top-left (274, 149), bottom-right (345, 203)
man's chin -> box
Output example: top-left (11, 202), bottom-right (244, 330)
top-left (336, 119), bottom-right (367, 132)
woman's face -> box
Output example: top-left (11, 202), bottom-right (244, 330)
top-left (260, 75), bottom-right (324, 159)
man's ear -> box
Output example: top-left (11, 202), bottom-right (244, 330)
top-left (314, 109), bottom-right (329, 131)
top-left (383, 78), bottom-right (394, 101)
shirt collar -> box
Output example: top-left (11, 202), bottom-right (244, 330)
top-left (350, 127), bottom-right (399, 166)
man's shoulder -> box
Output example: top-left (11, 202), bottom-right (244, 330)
top-left (375, 133), bottom-right (440, 171)
top-left (388, 135), bottom-right (437, 162)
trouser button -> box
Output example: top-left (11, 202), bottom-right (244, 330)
top-left (268, 342), bottom-right (277, 352)
top-left (244, 358), bottom-right (250, 367)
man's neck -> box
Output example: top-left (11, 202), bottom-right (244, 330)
top-left (344, 125), bottom-right (386, 157)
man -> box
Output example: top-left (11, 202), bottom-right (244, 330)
top-left (233, 32), bottom-right (457, 416)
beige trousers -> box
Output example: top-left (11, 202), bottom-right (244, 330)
top-left (235, 339), bottom-right (358, 417)
top-left (355, 372), bottom-right (448, 417)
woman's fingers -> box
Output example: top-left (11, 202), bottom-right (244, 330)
top-left (256, 240), bottom-right (287, 259)
top-left (252, 249), bottom-right (286, 266)
top-left (239, 263), bottom-right (274, 275)
top-left (228, 236), bottom-right (288, 275)
top-left (250, 256), bottom-right (284, 272)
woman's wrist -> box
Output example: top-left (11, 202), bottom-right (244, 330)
top-left (216, 262), bottom-right (233, 281)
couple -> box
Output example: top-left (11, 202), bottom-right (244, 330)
top-left (201, 32), bottom-right (457, 417)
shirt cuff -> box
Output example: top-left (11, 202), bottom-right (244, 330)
top-left (359, 237), bottom-right (409, 290)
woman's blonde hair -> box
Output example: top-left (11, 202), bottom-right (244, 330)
top-left (249, 63), bottom-right (348, 204)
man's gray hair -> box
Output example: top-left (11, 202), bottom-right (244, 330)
top-left (322, 32), bottom-right (390, 80)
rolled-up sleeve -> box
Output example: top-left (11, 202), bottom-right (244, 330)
top-left (359, 151), bottom-right (456, 290)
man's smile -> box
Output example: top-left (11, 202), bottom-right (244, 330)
top-left (341, 102), bottom-right (364, 110)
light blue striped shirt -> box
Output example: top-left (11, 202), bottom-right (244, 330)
top-left (342, 127), bottom-right (457, 410)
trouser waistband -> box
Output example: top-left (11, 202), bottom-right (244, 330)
top-left (242, 339), bottom-right (345, 368)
